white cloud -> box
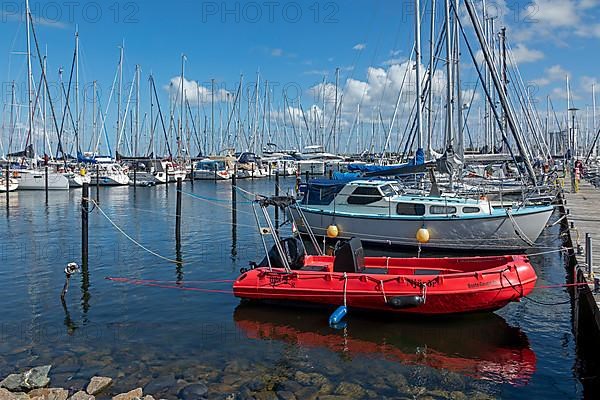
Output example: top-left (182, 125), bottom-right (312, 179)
top-left (353, 43), bottom-right (366, 51)
top-left (531, 65), bottom-right (570, 87)
top-left (382, 58), bottom-right (406, 66)
top-left (580, 76), bottom-right (600, 93)
top-left (270, 48), bottom-right (283, 57)
top-left (524, 0), bottom-right (579, 28)
top-left (165, 77), bottom-right (231, 104)
top-left (509, 43), bottom-right (544, 64)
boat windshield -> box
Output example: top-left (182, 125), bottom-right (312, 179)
top-left (380, 184), bottom-right (397, 197)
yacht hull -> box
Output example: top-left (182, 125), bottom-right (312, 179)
top-left (291, 205), bottom-right (554, 251)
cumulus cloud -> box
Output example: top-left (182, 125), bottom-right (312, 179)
top-left (353, 43), bottom-right (367, 51)
top-left (165, 77), bottom-right (231, 104)
top-left (531, 65), bottom-right (570, 87)
top-left (509, 43), bottom-right (544, 64)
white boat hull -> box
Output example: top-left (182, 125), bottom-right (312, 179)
top-left (291, 205), bottom-right (554, 251)
top-left (297, 161), bottom-right (325, 175)
top-left (91, 173), bottom-right (130, 186)
top-left (15, 170), bottom-right (70, 190)
top-left (0, 179), bottom-right (18, 192)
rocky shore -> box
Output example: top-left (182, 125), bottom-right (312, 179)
top-left (0, 363), bottom-right (497, 400)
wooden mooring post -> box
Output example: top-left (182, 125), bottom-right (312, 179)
top-left (5, 165), bottom-right (9, 210)
top-left (232, 166), bottom-right (237, 207)
top-left (176, 177), bottom-right (182, 242)
top-left (133, 163), bottom-right (137, 189)
top-left (190, 162), bottom-right (194, 187)
top-left (44, 165), bottom-right (49, 203)
top-left (274, 171), bottom-right (280, 230)
top-left (95, 164), bottom-right (100, 204)
top-left (82, 183), bottom-right (89, 265)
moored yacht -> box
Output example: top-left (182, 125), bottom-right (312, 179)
top-left (291, 179), bottom-right (554, 251)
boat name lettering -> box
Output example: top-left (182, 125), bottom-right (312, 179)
top-left (268, 274), bottom-right (295, 287)
top-left (467, 281), bottom-right (493, 289)
top-left (405, 277), bottom-right (440, 289)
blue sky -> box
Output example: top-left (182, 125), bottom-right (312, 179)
top-left (1, 0), bottom-right (600, 155)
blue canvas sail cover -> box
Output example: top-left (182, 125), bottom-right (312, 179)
top-left (346, 148), bottom-right (425, 174)
top-left (412, 148), bottom-right (425, 165)
top-left (299, 179), bottom-right (348, 205)
top-left (77, 152), bottom-right (97, 164)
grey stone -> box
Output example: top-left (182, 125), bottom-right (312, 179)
top-left (245, 379), bottom-right (265, 392)
top-left (28, 388), bottom-right (69, 400)
top-left (333, 382), bottom-right (366, 399)
top-left (293, 386), bottom-right (319, 400)
top-left (275, 381), bottom-right (302, 393)
top-left (68, 392), bottom-right (95, 400)
top-left (0, 366), bottom-right (52, 392)
top-left (293, 372), bottom-right (328, 388)
top-left (177, 383), bottom-right (208, 400)
top-left (112, 388), bottom-right (143, 400)
top-left (253, 392), bottom-right (278, 400)
top-left (275, 391), bottom-right (296, 400)
top-left (86, 377), bottom-right (113, 396)
top-left (0, 388), bottom-right (28, 400)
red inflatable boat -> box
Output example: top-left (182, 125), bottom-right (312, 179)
top-left (233, 238), bottom-right (537, 315)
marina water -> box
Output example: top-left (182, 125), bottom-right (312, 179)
top-left (0, 178), bottom-right (592, 399)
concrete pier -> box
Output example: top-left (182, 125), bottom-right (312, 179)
top-left (563, 177), bottom-right (600, 342)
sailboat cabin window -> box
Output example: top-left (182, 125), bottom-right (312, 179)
top-left (347, 186), bottom-right (383, 205)
top-left (396, 203), bottom-right (426, 216)
top-left (463, 206), bottom-right (481, 214)
top-left (429, 205), bottom-right (457, 215)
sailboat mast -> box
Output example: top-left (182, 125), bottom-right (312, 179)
top-left (414, 0), bottom-right (424, 150)
top-left (444, 0), bottom-right (454, 149)
top-left (117, 43), bottom-right (124, 158)
top-left (180, 54), bottom-right (186, 160)
top-left (593, 83), bottom-right (597, 157)
top-left (75, 28), bottom-right (80, 153)
top-left (135, 64), bottom-right (140, 156)
top-left (211, 78), bottom-right (215, 155)
top-left (427, 0), bottom-right (435, 157)
top-left (25, 0), bottom-right (34, 154)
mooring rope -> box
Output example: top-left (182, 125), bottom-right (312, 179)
top-left (90, 199), bottom-right (182, 264)
top-left (106, 277), bottom-right (233, 294)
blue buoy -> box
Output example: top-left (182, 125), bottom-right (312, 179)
top-left (329, 305), bottom-right (348, 326)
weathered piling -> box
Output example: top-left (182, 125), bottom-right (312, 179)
top-left (44, 165), bottom-right (49, 202)
top-left (232, 166), bottom-right (238, 209)
top-left (81, 183), bottom-right (89, 265)
top-left (165, 163), bottom-right (169, 194)
top-left (268, 163), bottom-right (272, 179)
top-left (190, 162), bottom-right (194, 187)
top-left (275, 171), bottom-right (280, 230)
top-left (176, 177), bottom-right (182, 241)
top-left (5, 165), bottom-right (9, 209)
top-left (232, 166), bottom-right (238, 253)
top-left (95, 164), bottom-right (100, 203)
top-left (305, 171), bottom-right (310, 183)
top-left (133, 163), bottom-right (137, 189)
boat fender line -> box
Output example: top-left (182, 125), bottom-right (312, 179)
top-left (329, 272), bottom-right (348, 327)
top-left (379, 280), bottom-right (388, 303)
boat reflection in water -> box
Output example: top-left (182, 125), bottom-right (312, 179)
top-left (233, 304), bottom-right (536, 386)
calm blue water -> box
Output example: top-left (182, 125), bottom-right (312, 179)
top-left (0, 178), bottom-right (590, 398)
